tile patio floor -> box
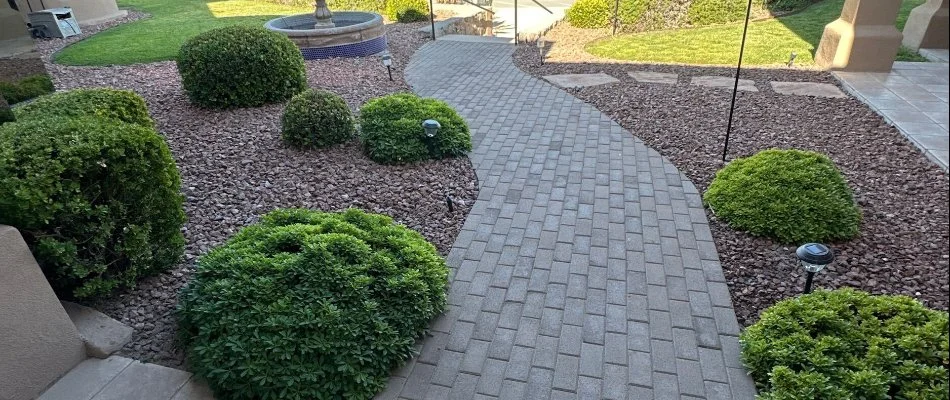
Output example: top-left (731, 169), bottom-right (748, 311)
top-left (834, 55), bottom-right (950, 170)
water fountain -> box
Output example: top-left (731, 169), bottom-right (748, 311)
top-left (264, 0), bottom-right (387, 60)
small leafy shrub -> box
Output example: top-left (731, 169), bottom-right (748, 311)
top-left (687, 0), bottom-right (765, 25)
top-left (703, 149), bottom-right (860, 244)
top-left (328, 0), bottom-right (385, 13)
top-left (178, 208), bottom-right (448, 400)
top-left (360, 93), bottom-right (471, 164)
top-left (565, 0), bottom-right (649, 30)
top-left (0, 96), bottom-right (13, 125)
top-left (385, 0), bottom-right (429, 22)
top-left (177, 26), bottom-right (306, 109)
top-left (0, 117), bottom-right (185, 299)
top-left (14, 88), bottom-right (154, 128)
top-left (281, 89), bottom-right (355, 149)
top-left (742, 289), bottom-right (949, 400)
top-left (0, 74), bottom-right (54, 104)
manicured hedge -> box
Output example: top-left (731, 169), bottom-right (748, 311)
top-left (359, 93), bottom-right (471, 164)
top-left (566, 0), bottom-right (817, 31)
top-left (0, 74), bottom-right (54, 104)
top-left (0, 117), bottom-right (185, 299)
top-left (178, 208), bottom-right (448, 400)
top-left (177, 25), bottom-right (306, 109)
top-left (742, 289), bottom-right (949, 400)
top-left (703, 149), bottom-right (860, 244)
top-left (384, 0), bottom-right (429, 22)
top-left (14, 88), bottom-right (154, 128)
top-left (0, 96), bottom-right (13, 125)
top-left (281, 89), bottom-right (355, 149)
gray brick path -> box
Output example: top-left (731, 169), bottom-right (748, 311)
top-left (382, 39), bottom-right (756, 400)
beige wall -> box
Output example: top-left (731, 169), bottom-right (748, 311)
top-left (815, 0), bottom-right (903, 71)
top-left (15, 0), bottom-right (125, 26)
top-left (903, 0), bottom-right (949, 50)
top-left (0, 225), bottom-right (86, 400)
top-left (1, 2), bottom-right (27, 41)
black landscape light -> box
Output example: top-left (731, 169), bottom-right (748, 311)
top-left (422, 119), bottom-right (441, 138)
top-left (796, 243), bottom-right (835, 294)
top-left (537, 37), bottom-right (545, 65)
top-left (381, 54), bottom-right (393, 81)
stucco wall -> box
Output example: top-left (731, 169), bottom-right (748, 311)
top-left (0, 225), bottom-right (86, 400)
top-left (15, 0), bottom-right (125, 26)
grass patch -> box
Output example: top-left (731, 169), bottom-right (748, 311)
top-left (54, 0), bottom-right (310, 66)
top-left (586, 0), bottom-right (925, 66)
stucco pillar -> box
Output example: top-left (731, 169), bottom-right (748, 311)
top-left (0, 225), bottom-right (86, 400)
top-left (903, 0), bottom-right (949, 50)
top-left (815, 0), bottom-right (903, 72)
top-left (15, 0), bottom-right (126, 26)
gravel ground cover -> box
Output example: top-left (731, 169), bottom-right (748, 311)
top-left (514, 43), bottom-right (950, 326)
top-left (37, 21), bottom-right (477, 367)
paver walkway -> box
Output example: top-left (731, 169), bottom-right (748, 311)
top-left (380, 39), bottom-right (756, 399)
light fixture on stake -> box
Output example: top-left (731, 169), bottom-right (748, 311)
top-left (796, 243), bottom-right (834, 294)
top-left (537, 37), bottom-right (545, 65)
top-left (381, 54), bottom-right (393, 81)
top-left (422, 119), bottom-right (440, 138)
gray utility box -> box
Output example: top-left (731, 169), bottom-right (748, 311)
top-left (28, 7), bottom-right (81, 39)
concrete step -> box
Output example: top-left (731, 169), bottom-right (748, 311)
top-left (62, 301), bottom-right (133, 358)
top-left (39, 356), bottom-right (215, 400)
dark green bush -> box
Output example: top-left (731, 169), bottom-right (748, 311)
top-left (742, 289), bottom-right (949, 400)
top-left (0, 117), bottom-right (185, 299)
top-left (359, 93), bottom-right (471, 164)
top-left (565, 0), bottom-right (648, 30)
top-left (14, 88), bottom-right (154, 128)
top-left (281, 89), bottom-right (355, 149)
top-left (686, 0), bottom-right (765, 25)
top-left (177, 25), bottom-right (306, 109)
top-left (703, 149), bottom-right (860, 244)
top-left (178, 208), bottom-right (448, 400)
top-left (0, 96), bottom-right (13, 125)
top-left (385, 0), bottom-right (429, 22)
top-left (0, 74), bottom-right (54, 104)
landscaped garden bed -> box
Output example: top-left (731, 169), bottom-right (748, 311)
top-left (514, 46), bottom-right (950, 326)
top-left (32, 19), bottom-right (476, 368)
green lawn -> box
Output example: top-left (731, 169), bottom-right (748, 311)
top-left (55, 0), bottom-right (311, 66)
top-left (585, 0), bottom-right (926, 66)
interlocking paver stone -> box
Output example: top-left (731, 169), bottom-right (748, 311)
top-left (400, 40), bottom-right (754, 399)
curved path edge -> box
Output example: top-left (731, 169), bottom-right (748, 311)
top-left (379, 39), bottom-right (757, 400)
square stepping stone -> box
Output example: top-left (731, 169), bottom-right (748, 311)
top-left (770, 81), bottom-right (847, 98)
top-left (691, 76), bottom-right (758, 92)
top-left (628, 71), bottom-right (679, 84)
top-left (543, 73), bottom-right (620, 88)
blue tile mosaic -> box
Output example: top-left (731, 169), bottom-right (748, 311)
top-left (300, 35), bottom-right (388, 60)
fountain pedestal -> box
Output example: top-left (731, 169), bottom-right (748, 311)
top-left (314, 0), bottom-right (335, 28)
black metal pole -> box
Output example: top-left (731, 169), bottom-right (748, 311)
top-left (803, 271), bottom-right (815, 294)
top-left (722, 0), bottom-right (754, 163)
top-left (514, 0), bottom-right (518, 43)
top-left (612, 0), bottom-right (620, 35)
top-left (387, 65), bottom-right (393, 81)
top-left (429, 0), bottom-right (436, 40)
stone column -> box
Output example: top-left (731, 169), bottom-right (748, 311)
top-left (903, 0), bottom-right (949, 50)
top-left (815, 0), bottom-right (903, 72)
top-left (0, 225), bottom-right (86, 400)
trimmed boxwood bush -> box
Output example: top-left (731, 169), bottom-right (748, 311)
top-left (703, 149), bottom-right (860, 244)
top-left (0, 74), bottom-right (54, 104)
top-left (566, 0), bottom-right (816, 31)
top-left (177, 25), bottom-right (306, 109)
top-left (177, 208), bottom-right (448, 400)
top-left (0, 117), bottom-right (185, 299)
top-left (359, 93), bottom-right (471, 164)
top-left (281, 89), bottom-right (355, 149)
top-left (742, 289), bottom-right (949, 400)
top-left (0, 96), bottom-right (13, 125)
top-left (385, 0), bottom-right (429, 22)
top-left (14, 88), bottom-right (154, 128)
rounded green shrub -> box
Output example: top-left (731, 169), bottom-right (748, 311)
top-left (687, 0), bottom-right (765, 25)
top-left (177, 208), bottom-right (448, 400)
top-left (565, 0), bottom-right (648, 30)
top-left (281, 89), bottom-right (355, 149)
top-left (385, 0), bottom-right (429, 22)
top-left (703, 149), bottom-right (860, 244)
top-left (0, 96), bottom-right (13, 125)
top-left (177, 25), bottom-right (307, 109)
top-left (359, 93), bottom-right (471, 165)
top-left (0, 74), bottom-right (55, 104)
top-left (0, 117), bottom-right (185, 299)
top-left (14, 88), bottom-right (154, 128)
top-left (742, 289), bottom-right (949, 400)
